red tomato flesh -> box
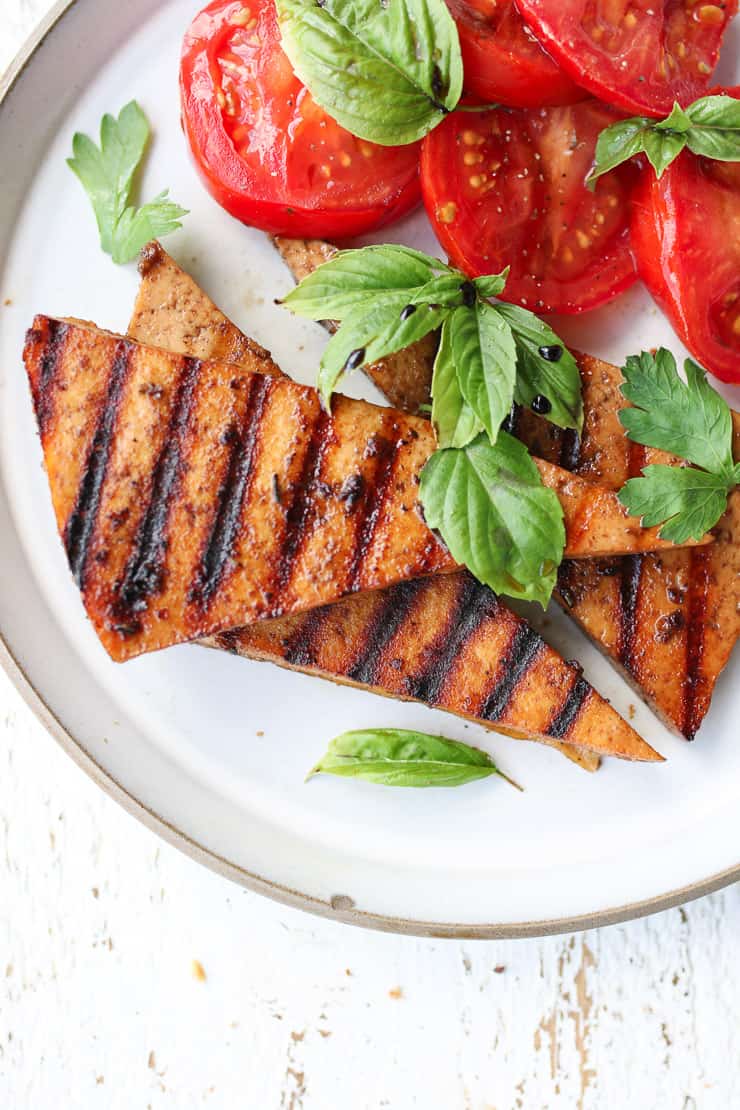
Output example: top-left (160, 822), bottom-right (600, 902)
top-left (516, 0), bottom-right (738, 118)
top-left (631, 92), bottom-right (740, 383)
top-left (445, 0), bottom-right (586, 108)
top-left (421, 101), bottom-right (639, 314)
top-left (180, 0), bottom-right (422, 238)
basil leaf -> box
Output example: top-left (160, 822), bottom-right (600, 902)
top-left (685, 94), bottom-right (740, 162)
top-left (282, 244), bottom-right (442, 319)
top-left (451, 304), bottom-right (517, 445)
top-left (619, 350), bottom-right (735, 478)
top-left (619, 466), bottom-right (730, 544)
top-left (431, 316), bottom-right (483, 449)
top-left (473, 269), bottom-right (509, 299)
top-left (309, 728), bottom-right (515, 788)
top-left (641, 128), bottom-right (688, 178)
top-left (586, 116), bottom-right (655, 189)
top-left (276, 0), bottom-right (463, 146)
top-left (494, 303), bottom-right (583, 431)
top-left (318, 294), bottom-right (447, 406)
top-left (419, 431), bottom-right (565, 607)
top-left (655, 102), bottom-right (693, 135)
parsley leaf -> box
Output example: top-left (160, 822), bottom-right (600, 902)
top-left (419, 432), bottom-right (565, 608)
top-left (67, 101), bottom-right (187, 264)
top-left (620, 466), bottom-right (730, 545)
top-left (308, 728), bottom-right (519, 789)
top-left (617, 348), bottom-right (739, 541)
top-left (619, 350), bottom-right (735, 478)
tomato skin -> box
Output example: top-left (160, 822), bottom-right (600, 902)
top-left (631, 95), bottom-right (740, 384)
top-left (180, 0), bottom-right (421, 239)
top-left (446, 0), bottom-right (586, 108)
top-left (516, 0), bottom-right (738, 118)
top-left (421, 101), bottom-right (638, 315)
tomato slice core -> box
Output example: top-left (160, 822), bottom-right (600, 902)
top-left (421, 101), bottom-right (638, 314)
top-left (516, 0), bottom-right (738, 117)
top-left (180, 0), bottom-right (422, 238)
top-left (445, 0), bottom-right (586, 108)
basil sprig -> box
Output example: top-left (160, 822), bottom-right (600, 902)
top-left (282, 245), bottom-right (583, 433)
top-left (308, 728), bottom-right (520, 789)
top-left (587, 94), bottom-right (740, 186)
top-left (283, 244), bottom-right (579, 607)
top-left (275, 0), bottom-right (463, 146)
top-left (618, 349), bottom-right (740, 543)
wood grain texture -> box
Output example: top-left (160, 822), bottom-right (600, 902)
top-left (2, 5), bottom-right (740, 1108)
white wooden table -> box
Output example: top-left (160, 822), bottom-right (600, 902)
top-left (2, 3), bottom-right (739, 1106)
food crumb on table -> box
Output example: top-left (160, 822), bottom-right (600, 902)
top-left (191, 959), bottom-right (207, 982)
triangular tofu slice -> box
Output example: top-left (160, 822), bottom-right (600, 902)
top-left (274, 236), bottom-right (740, 740)
top-left (24, 314), bottom-right (704, 663)
top-left (127, 243), bottom-right (659, 764)
top-left (517, 358), bottom-right (740, 740)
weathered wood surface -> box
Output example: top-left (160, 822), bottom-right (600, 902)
top-left (2, 5), bottom-right (740, 1107)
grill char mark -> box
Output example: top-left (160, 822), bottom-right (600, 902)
top-left (271, 406), bottom-right (332, 602)
top-left (347, 579), bottom-right (426, 686)
top-left (682, 546), bottom-right (712, 740)
top-left (406, 577), bottom-right (499, 705)
top-left (64, 341), bottom-right (131, 588)
top-left (116, 357), bottom-right (202, 617)
top-left (193, 373), bottom-right (273, 608)
top-left (479, 622), bottom-right (544, 722)
top-left (547, 677), bottom-right (593, 740)
top-left (33, 319), bottom-right (69, 436)
top-left (618, 553), bottom-right (644, 668)
top-left (283, 607), bottom-right (332, 668)
top-left (345, 417), bottom-right (400, 592)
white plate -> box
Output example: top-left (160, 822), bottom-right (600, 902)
top-left (1, 0), bottom-right (739, 938)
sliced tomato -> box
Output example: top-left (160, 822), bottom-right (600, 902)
top-left (421, 101), bottom-right (638, 314)
top-left (445, 0), bottom-right (586, 108)
top-left (631, 89), bottom-right (740, 384)
top-left (180, 0), bottom-right (421, 238)
top-left (516, 0), bottom-right (738, 118)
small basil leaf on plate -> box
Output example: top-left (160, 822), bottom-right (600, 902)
top-left (494, 303), bottom-right (583, 431)
top-left (282, 244), bottom-right (443, 320)
top-left (431, 316), bottom-right (484, 449)
top-left (619, 349), bottom-right (735, 478)
top-left (451, 303), bottom-right (517, 445)
top-left (619, 466), bottom-right (731, 544)
top-left (275, 0), bottom-right (463, 146)
top-left (419, 431), bottom-right (565, 607)
top-left (308, 728), bottom-right (519, 788)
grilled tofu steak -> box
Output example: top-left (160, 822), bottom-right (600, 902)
top-left (24, 313), bottom-right (705, 663)
top-left (274, 236), bottom-right (740, 740)
top-left (127, 244), bottom-right (659, 764)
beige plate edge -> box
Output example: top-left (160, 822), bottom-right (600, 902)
top-left (1, 0), bottom-right (738, 940)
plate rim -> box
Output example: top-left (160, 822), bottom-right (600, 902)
top-left (2, 0), bottom-right (738, 940)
